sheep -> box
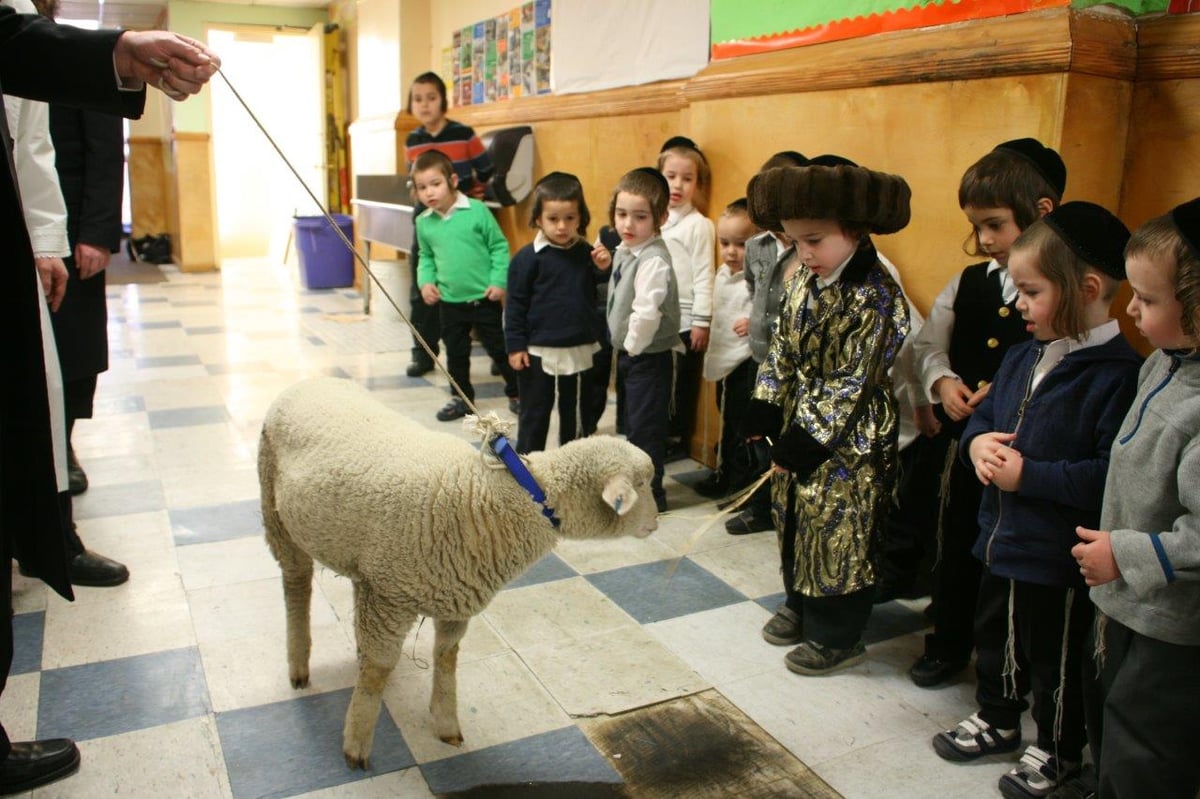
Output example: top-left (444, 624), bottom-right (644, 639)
top-left (258, 377), bottom-right (659, 769)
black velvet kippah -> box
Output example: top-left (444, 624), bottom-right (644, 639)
top-left (808, 154), bottom-right (858, 168)
top-left (632, 166), bottom-right (670, 197)
top-left (661, 135), bottom-right (700, 154)
top-left (994, 138), bottom-right (1067, 197)
top-left (1042, 201), bottom-right (1130, 279)
top-left (773, 150), bottom-right (809, 167)
top-left (1171, 197), bottom-right (1200, 261)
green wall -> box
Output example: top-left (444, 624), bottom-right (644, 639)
top-left (168, 0), bottom-right (328, 132)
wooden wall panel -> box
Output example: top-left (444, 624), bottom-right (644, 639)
top-left (128, 137), bottom-right (169, 238)
top-left (172, 133), bottom-right (217, 272)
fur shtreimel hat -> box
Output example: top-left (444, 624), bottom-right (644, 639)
top-left (1042, 201), bottom-right (1130, 279)
top-left (994, 138), bottom-right (1067, 197)
top-left (1171, 196), bottom-right (1200, 261)
top-left (746, 164), bottom-right (911, 235)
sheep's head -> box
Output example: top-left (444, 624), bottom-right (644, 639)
top-left (532, 436), bottom-right (658, 540)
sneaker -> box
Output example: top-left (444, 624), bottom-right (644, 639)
top-left (785, 640), bottom-right (867, 675)
top-left (1046, 766), bottom-right (1097, 799)
top-left (999, 746), bottom-right (1080, 798)
top-left (436, 398), bottom-right (469, 422)
top-left (508, 397), bottom-right (520, 415)
top-left (761, 605), bottom-right (802, 646)
top-left (932, 713), bottom-right (1021, 762)
top-left (909, 654), bottom-right (968, 688)
top-left (725, 509), bottom-right (773, 535)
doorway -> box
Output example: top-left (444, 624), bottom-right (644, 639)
top-left (209, 25), bottom-right (325, 263)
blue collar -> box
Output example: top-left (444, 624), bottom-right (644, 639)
top-left (490, 435), bottom-right (560, 528)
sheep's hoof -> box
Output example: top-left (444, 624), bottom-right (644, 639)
top-left (344, 751), bottom-right (369, 770)
top-left (439, 733), bottom-right (464, 747)
top-left (290, 672), bottom-right (310, 689)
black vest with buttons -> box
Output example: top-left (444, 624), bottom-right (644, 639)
top-left (945, 261), bottom-right (1029, 426)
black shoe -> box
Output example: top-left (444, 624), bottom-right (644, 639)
top-left (508, 397), bottom-right (520, 415)
top-left (654, 494), bottom-right (668, 514)
top-left (406, 359), bottom-right (434, 377)
top-left (693, 471), bottom-right (729, 499)
top-left (490, 360), bottom-right (502, 376)
top-left (436, 398), bottom-right (469, 422)
top-left (909, 654), bottom-right (967, 687)
top-left (68, 551), bottom-right (130, 587)
top-left (664, 439), bottom-right (689, 462)
top-left (725, 509), bottom-right (773, 535)
top-left (67, 446), bottom-right (88, 496)
top-left (0, 738), bottom-right (80, 794)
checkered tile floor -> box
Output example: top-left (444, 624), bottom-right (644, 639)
top-left (3, 257), bottom-right (1030, 798)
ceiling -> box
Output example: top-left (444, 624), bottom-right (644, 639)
top-left (58, 0), bottom-right (327, 31)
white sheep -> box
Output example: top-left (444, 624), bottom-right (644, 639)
top-left (258, 377), bottom-right (658, 769)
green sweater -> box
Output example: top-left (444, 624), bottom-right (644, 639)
top-left (415, 196), bottom-right (510, 303)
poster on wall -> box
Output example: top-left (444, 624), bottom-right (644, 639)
top-left (535, 0), bottom-right (551, 94)
top-left (471, 22), bottom-right (486, 104)
top-left (458, 26), bottom-right (473, 105)
top-left (497, 15), bottom-right (510, 100)
top-left (521, 2), bottom-right (536, 96)
top-left (451, 0), bottom-right (552, 105)
top-left (709, 0), bottom-right (1076, 59)
top-left (508, 7), bottom-right (523, 98)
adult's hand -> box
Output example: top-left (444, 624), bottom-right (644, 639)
top-left (76, 243), bottom-right (111, 279)
top-left (35, 256), bottom-right (68, 312)
top-left (113, 31), bottom-right (221, 101)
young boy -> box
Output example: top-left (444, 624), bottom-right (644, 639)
top-left (413, 150), bottom-right (517, 422)
top-left (606, 167), bottom-right (681, 513)
top-left (696, 199), bottom-right (757, 499)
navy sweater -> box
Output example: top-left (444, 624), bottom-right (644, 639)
top-left (962, 334), bottom-right (1142, 588)
top-left (505, 240), bottom-right (603, 353)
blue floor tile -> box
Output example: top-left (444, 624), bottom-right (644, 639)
top-left (148, 405), bottom-right (230, 429)
top-left (92, 394), bottom-right (145, 414)
top-left (72, 479), bottom-right (166, 520)
top-left (133, 296), bottom-right (169, 304)
top-left (421, 726), bottom-right (621, 794)
top-left (136, 354), bottom-right (202, 369)
top-left (586, 559), bottom-right (747, 624)
top-left (754, 593), bottom-right (930, 645)
top-left (362, 374), bottom-right (431, 390)
top-left (205, 361), bottom-right (272, 376)
top-left (473, 381), bottom-right (510, 399)
top-left (128, 320), bottom-right (182, 330)
top-left (307, 335), bottom-right (326, 346)
top-left (171, 498), bottom-right (264, 546)
top-left (187, 325), bottom-right (226, 335)
top-left (12, 611), bottom-right (44, 675)
top-left (217, 688), bottom-right (414, 799)
top-left (506, 553), bottom-right (578, 590)
top-left (38, 647), bottom-right (210, 741)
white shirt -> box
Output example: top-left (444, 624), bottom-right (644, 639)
top-left (912, 258), bottom-right (1014, 403)
top-left (419, 191), bottom-right (471, 221)
top-left (617, 238), bottom-right (681, 356)
top-left (1031, 319), bottom-right (1121, 391)
top-left (661, 203), bottom-right (715, 331)
top-left (527, 231), bottom-right (600, 376)
top-left (703, 265), bottom-right (753, 381)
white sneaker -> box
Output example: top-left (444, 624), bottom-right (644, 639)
top-left (999, 745), bottom-right (1080, 798)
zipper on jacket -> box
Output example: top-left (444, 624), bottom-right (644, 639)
top-left (985, 344), bottom-right (1043, 567)
top-left (1119, 355), bottom-right (1181, 445)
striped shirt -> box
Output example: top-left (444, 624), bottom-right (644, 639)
top-left (405, 119), bottom-right (494, 193)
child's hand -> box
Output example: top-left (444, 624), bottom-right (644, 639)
top-left (466, 182), bottom-right (487, 199)
top-left (969, 431), bottom-right (1017, 486)
top-left (989, 443), bottom-right (1023, 492)
top-left (485, 286), bottom-right (506, 303)
top-left (915, 404), bottom-right (941, 438)
top-left (1073, 527), bottom-right (1121, 586)
top-left (732, 317), bottom-right (750, 337)
top-left (935, 376), bottom-right (975, 421)
top-left (591, 244), bottom-right (612, 271)
top-left (420, 284), bottom-right (441, 305)
top-left (689, 326), bottom-right (709, 352)
top-left (508, 351), bottom-right (529, 371)
top-left (968, 381), bottom-right (991, 408)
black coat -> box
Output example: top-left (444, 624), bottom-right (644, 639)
top-left (48, 105), bottom-right (124, 382)
top-left (0, 7), bottom-right (144, 598)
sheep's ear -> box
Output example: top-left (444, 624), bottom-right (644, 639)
top-left (602, 475), bottom-right (638, 516)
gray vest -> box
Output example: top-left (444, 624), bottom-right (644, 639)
top-left (746, 232), bottom-right (793, 363)
top-left (606, 237), bottom-right (680, 354)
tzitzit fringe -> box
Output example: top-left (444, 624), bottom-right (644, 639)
top-left (933, 437), bottom-right (958, 568)
top-left (1093, 612), bottom-right (1109, 671)
top-left (1003, 578), bottom-right (1019, 699)
top-left (1051, 587), bottom-right (1076, 759)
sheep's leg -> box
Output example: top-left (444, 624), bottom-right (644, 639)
top-left (430, 618), bottom-right (469, 746)
top-left (343, 583), bottom-right (414, 770)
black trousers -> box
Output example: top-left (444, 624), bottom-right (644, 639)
top-left (875, 434), bottom-right (945, 593)
top-left (669, 330), bottom-right (701, 444)
top-left (583, 340), bottom-right (612, 437)
top-left (63, 375), bottom-right (97, 423)
top-left (924, 440), bottom-right (985, 662)
top-left (408, 244), bottom-right (440, 363)
top-left (439, 299), bottom-right (516, 403)
top-left (515, 356), bottom-right (586, 453)
top-left (618, 350), bottom-right (672, 502)
top-left (714, 358), bottom-right (756, 473)
top-left (1083, 616), bottom-right (1200, 798)
top-left (1, 527), bottom-right (12, 760)
top-left (780, 492), bottom-right (875, 649)
top-left (974, 573), bottom-right (1092, 760)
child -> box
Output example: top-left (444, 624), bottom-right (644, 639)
top-left (908, 138), bottom-right (1064, 687)
top-left (403, 72), bottom-right (495, 378)
top-left (658, 136), bottom-right (715, 459)
top-left (412, 150), bottom-right (517, 422)
top-left (1069, 197), bottom-right (1200, 799)
top-left (505, 172), bottom-right (612, 453)
top-left (744, 162), bottom-right (912, 674)
top-left (606, 167), bottom-right (681, 513)
top-left (695, 199), bottom-right (757, 498)
top-left (934, 202), bottom-right (1142, 799)
top-left (724, 150), bottom-right (807, 534)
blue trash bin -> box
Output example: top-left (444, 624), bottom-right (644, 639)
top-left (294, 214), bottom-right (355, 289)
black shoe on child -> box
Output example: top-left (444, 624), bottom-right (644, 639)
top-left (785, 640), bottom-right (867, 675)
top-left (436, 398), bottom-right (469, 422)
top-left (909, 654), bottom-right (967, 688)
top-left (406, 359), bottom-right (434, 377)
top-left (693, 471), bottom-right (729, 499)
top-left (932, 713), bottom-right (1021, 762)
top-left (725, 509), bottom-right (773, 535)
top-left (761, 605), bottom-right (802, 646)
top-left (508, 397), bottom-right (521, 415)
top-left (999, 746), bottom-right (1080, 799)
